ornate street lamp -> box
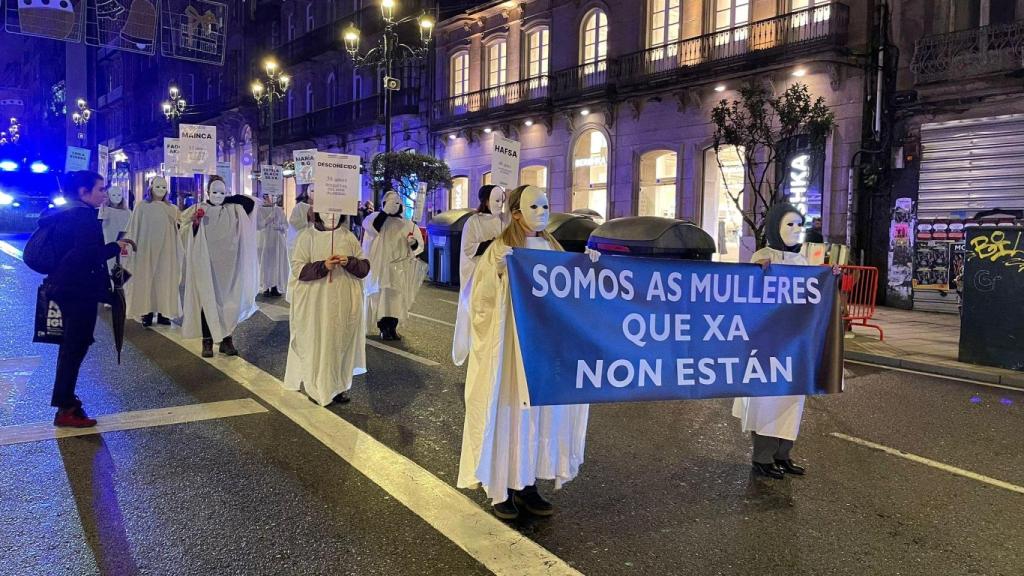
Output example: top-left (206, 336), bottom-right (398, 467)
top-left (162, 85), bottom-right (188, 123)
top-left (251, 58), bottom-right (290, 165)
top-left (343, 0), bottom-right (434, 154)
top-left (0, 117), bottom-right (19, 146)
top-left (71, 98), bottom-right (92, 146)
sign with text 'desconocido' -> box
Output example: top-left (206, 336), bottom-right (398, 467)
top-left (313, 152), bottom-right (360, 217)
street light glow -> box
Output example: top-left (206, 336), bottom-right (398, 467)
top-left (792, 67), bottom-right (807, 77)
top-left (381, 0), bottom-right (396, 20)
top-left (29, 161), bottom-right (49, 173)
top-left (483, 127), bottom-right (492, 134)
top-left (715, 85), bottom-right (726, 92)
top-left (448, 134), bottom-right (457, 140)
top-left (580, 108), bottom-right (590, 116)
top-left (265, 59), bottom-right (278, 73)
top-left (524, 119), bottom-right (534, 126)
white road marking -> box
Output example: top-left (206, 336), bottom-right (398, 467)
top-left (409, 312), bottom-right (456, 328)
top-left (258, 301), bottom-right (291, 322)
top-left (844, 359), bottom-right (1024, 392)
top-left (151, 326), bottom-right (582, 576)
top-left (0, 399), bottom-right (268, 446)
top-left (367, 339), bottom-right (441, 367)
top-left (0, 240), bottom-right (24, 261)
top-left (830, 432), bottom-right (1024, 496)
top-left (439, 298), bottom-right (459, 306)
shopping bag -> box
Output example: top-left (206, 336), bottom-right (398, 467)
top-left (33, 283), bottom-right (64, 345)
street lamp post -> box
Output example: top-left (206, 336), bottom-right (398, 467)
top-left (343, 0), bottom-right (434, 155)
top-left (71, 98), bottom-right (92, 146)
top-left (251, 60), bottom-right (290, 166)
top-left (162, 85), bottom-right (188, 207)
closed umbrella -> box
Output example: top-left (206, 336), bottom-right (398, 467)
top-left (109, 241), bottom-right (135, 364)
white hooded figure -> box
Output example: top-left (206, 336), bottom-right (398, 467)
top-left (452, 184), bottom-right (509, 365)
top-left (124, 176), bottom-right (182, 326)
top-left (283, 213), bottom-right (370, 406)
top-left (289, 185), bottom-right (314, 241)
top-left (100, 186), bottom-right (132, 273)
top-left (732, 203), bottom-right (809, 480)
top-left (257, 193), bottom-right (290, 297)
top-left (458, 184), bottom-right (590, 520)
top-left (362, 190), bottom-right (425, 341)
top-left (180, 176), bottom-right (259, 357)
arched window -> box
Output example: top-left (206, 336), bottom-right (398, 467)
top-left (580, 9), bottom-right (608, 75)
top-left (485, 39), bottom-right (508, 89)
top-left (450, 51), bottom-right (469, 97)
top-left (305, 2), bottom-right (315, 32)
top-left (286, 13), bottom-right (295, 42)
top-left (648, 0), bottom-right (680, 49)
top-left (638, 150), bottom-right (677, 218)
top-left (326, 73), bottom-right (337, 107)
top-left (305, 82), bottom-right (315, 113)
top-left (571, 129), bottom-right (609, 218)
top-left (525, 27), bottom-right (550, 80)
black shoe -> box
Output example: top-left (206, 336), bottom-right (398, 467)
top-left (390, 329), bottom-right (403, 341)
top-left (269, 287), bottom-right (282, 297)
top-left (775, 459), bottom-right (806, 475)
top-left (219, 337), bottom-right (238, 356)
top-left (157, 314), bottom-right (172, 326)
top-left (141, 314), bottom-right (153, 327)
top-left (333, 392), bottom-right (351, 404)
top-left (513, 485), bottom-right (554, 517)
top-left (201, 338), bottom-right (214, 358)
top-left (752, 462), bottom-right (785, 480)
top-left (492, 492), bottom-right (519, 520)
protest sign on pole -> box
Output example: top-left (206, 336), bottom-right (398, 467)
top-left (97, 145), bottom-right (109, 179)
top-left (65, 146), bottom-right (91, 173)
top-left (490, 135), bottom-right (521, 190)
top-left (260, 165), bottom-right (284, 198)
top-left (413, 182), bottom-right (427, 223)
top-left (178, 124), bottom-right (216, 175)
top-left (163, 138), bottom-right (181, 176)
top-left (313, 152), bottom-right (360, 216)
top-left (293, 149), bottom-right (317, 186)
top-left (507, 251), bottom-right (844, 406)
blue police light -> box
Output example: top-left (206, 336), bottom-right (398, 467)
top-left (29, 161), bottom-right (49, 173)
top-left (0, 191), bottom-right (13, 205)
top-left (53, 196), bottom-right (67, 206)
top-left (0, 160), bottom-right (18, 172)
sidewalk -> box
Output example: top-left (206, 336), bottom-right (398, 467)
top-left (845, 307), bottom-right (1024, 389)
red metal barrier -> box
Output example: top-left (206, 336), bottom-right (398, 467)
top-left (838, 265), bottom-right (884, 340)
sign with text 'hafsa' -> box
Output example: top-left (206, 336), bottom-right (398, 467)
top-left (65, 146), bottom-right (91, 173)
top-left (490, 135), bottom-right (520, 191)
top-left (313, 152), bottom-right (360, 216)
top-left (178, 123), bottom-right (216, 174)
top-left (293, 149), bottom-right (317, 186)
top-left (260, 165), bottom-right (283, 198)
top-left (508, 251), bottom-right (844, 406)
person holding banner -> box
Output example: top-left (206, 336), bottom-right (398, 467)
top-left (363, 190), bottom-right (425, 341)
top-left (458, 184), bottom-right (593, 520)
top-left (283, 213), bottom-right (370, 406)
top-left (125, 176), bottom-right (182, 327)
top-left (733, 202), bottom-right (813, 480)
top-left (100, 186), bottom-right (132, 275)
top-left (257, 194), bottom-right (289, 298)
top-left (180, 176), bottom-right (259, 358)
top-left (452, 184), bottom-right (508, 365)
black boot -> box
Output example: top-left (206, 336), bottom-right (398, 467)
top-left (201, 338), bottom-right (214, 358)
top-left (752, 462), bottom-right (785, 479)
top-left (774, 459), bottom-right (806, 475)
top-left (157, 314), bottom-right (172, 326)
top-left (513, 485), bottom-right (554, 516)
top-left (141, 313), bottom-right (153, 327)
top-left (333, 392), bottom-right (351, 404)
top-left (492, 490), bottom-right (519, 520)
top-left (377, 319), bottom-right (390, 340)
top-left (219, 336), bottom-right (238, 356)
top-left (269, 287), bottom-right (282, 298)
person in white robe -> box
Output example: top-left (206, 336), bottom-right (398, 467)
top-left (732, 202), bottom-right (811, 480)
top-left (257, 194), bottom-right (289, 297)
top-left (452, 184), bottom-right (508, 365)
top-left (180, 176), bottom-right (259, 358)
top-left (362, 190), bottom-right (425, 341)
top-left (100, 185), bottom-right (132, 274)
top-left (458, 184), bottom-right (593, 521)
top-left (283, 213), bottom-right (370, 406)
top-left (124, 176), bottom-right (181, 326)
top-left (288, 185), bottom-right (313, 244)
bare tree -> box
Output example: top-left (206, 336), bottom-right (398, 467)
top-left (711, 82), bottom-right (834, 248)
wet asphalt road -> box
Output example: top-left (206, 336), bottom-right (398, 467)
top-left (0, 233), bottom-right (1022, 576)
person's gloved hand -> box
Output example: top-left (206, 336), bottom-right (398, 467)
top-left (584, 247), bottom-right (602, 263)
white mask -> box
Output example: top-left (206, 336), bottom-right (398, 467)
top-left (780, 212), bottom-right (804, 248)
top-left (108, 186), bottom-right (123, 206)
top-left (488, 187), bottom-right (506, 216)
top-left (517, 186), bottom-right (549, 232)
top-left (383, 192), bottom-right (402, 216)
top-left (306, 185), bottom-right (315, 204)
top-left (150, 176), bottom-right (168, 199)
top-left (208, 180), bottom-right (227, 206)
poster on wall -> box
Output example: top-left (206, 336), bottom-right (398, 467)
top-left (163, 137), bottom-right (181, 175)
top-left (490, 135), bottom-right (521, 191)
top-left (160, 0), bottom-right (226, 65)
top-left (65, 146), bottom-right (92, 173)
top-left (293, 149), bottom-right (316, 186)
top-left (5, 0), bottom-right (86, 43)
top-left (97, 144), bottom-right (109, 179)
top-left (85, 0), bottom-right (160, 55)
top-left (260, 165), bottom-right (283, 198)
top-left (312, 152), bottom-right (360, 216)
top-left (178, 123), bottom-right (216, 174)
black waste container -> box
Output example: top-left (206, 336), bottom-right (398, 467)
top-left (571, 208), bottom-right (605, 225)
top-left (426, 209), bottom-right (476, 286)
top-left (587, 216), bottom-right (716, 260)
top-left (547, 213), bottom-right (599, 253)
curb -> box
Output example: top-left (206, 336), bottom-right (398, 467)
top-left (846, 351), bottom-right (1024, 391)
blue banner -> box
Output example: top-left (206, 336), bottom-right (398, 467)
top-left (507, 250), bottom-right (843, 406)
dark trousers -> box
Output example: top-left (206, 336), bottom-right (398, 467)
top-left (752, 432), bottom-right (794, 465)
top-left (50, 298), bottom-right (99, 410)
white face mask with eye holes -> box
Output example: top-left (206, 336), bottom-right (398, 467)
top-left (518, 186), bottom-right (549, 232)
top-left (487, 186), bottom-right (506, 216)
top-left (150, 176), bottom-right (169, 199)
top-left (208, 180), bottom-right (227, 206)
top-left (383, 191), bottom-right (402, 216)
top-left (779, 211), bottom-right (804, 248)
top-left (108, 186), bottom-right (123, 207)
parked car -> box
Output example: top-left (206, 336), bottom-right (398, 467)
top-left (0, 160), bottom-right (64, 232)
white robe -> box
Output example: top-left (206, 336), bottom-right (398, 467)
top-left (181, 201), bottom-right (259, 342)
top-left (458, 236), bottom-right (590, 504)
top-left (257, 205), bottom-right (290, 292)
top-left (100, 205), bottom-right (132, 273)
top-left (283, 227), bottom-right (368, 406)
top-left (124, 200), bottom-right (182, 319)
top-left (285, 202), bottom-right (312, 304)
top-left (362, 212), bottom-right (426, 327)
top-left (731, 247), bottom-right (809, 441)
top-left (452, 212), bottom-right (507, 365)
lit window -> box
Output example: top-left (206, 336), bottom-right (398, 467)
top-left (450, 51), bottom-right (469, 97)
top-left (581, 10), bottom-right (608, 68)
top-left (715, 0), bottom-right (750, 43)
top-left (526, 28), bottom-right (550, 79)
top-left (649, 0), bottom-right (680, 48)
top-left (486, 40), bottom-right (508, 88)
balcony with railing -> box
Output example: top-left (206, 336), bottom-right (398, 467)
top-left (434, 76), bottom-right (551, 124)
top-left (912, 20), bottom-right (1024, 84)
top-left (272, 92), bottom-right (420, 143)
